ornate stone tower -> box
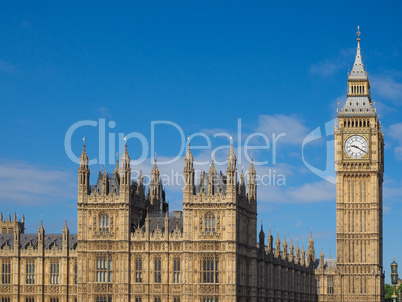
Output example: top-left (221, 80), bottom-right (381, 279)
top-left (335, 27), bottom-right (384, 301)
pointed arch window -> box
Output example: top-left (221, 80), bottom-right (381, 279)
top-left (99, 214), bottom-right (109, 232)
top-left (205, 213), bottom-right (215, 233)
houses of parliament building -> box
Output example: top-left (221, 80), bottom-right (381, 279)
top-left (0, 29), bottom-right (384, 302)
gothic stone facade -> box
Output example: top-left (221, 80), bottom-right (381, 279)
top-left (314, 33), bottom-right (384, 302)
top-left (0, 143), bottom-right (316, 302)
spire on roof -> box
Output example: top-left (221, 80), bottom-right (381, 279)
top-left (121, 136), bottom-right (130, 166)
top-left (185, 137), bottom-right (193, 161)
top-left (227, 136), bottom-right (236, 163)
top-left (79, 137), bottom-right (89, 166)
top-left (349, 26), bottom-right (367, 80)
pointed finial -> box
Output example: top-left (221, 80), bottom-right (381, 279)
top-left (187, 136), bottom-right (190, 146)
top-left (82, 136), bottom-right (87, 152)
top-left (154, 152), bottom-right (157, 164)
top-left (124, 136), bottom-right (128, 151)
top-left (356, 25), bottom-right (361, 41)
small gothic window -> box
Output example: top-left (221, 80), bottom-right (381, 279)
top-left (328, 277), bottom-right (334, 294)
top-left (99, 214), bottom-right (109, 232)
top-left (205, 213), bottom-right (215, 233)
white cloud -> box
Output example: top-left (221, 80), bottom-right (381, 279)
top-left (310, 48), bottom-right (354, 77)
top-left (371, 75), bottom-right (402, 105)
top-left (258, 180), bottom-right (335, 204)
top-left (310, 59), bottom-right (343, 77)
top-left (386, 123), bottom-right (402, 160)
top-left (0, 161), bottom-right (76, 205)
top-left (256, 114), bottom-right (308, 146)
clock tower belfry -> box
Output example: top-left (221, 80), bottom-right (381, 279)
top-left (335, 27), bottom-right (384, 301)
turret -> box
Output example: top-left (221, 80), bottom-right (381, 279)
top-left (113, 155), bottom-right (120, 184)
top-left (78, 138), bottom-right (90, 196)
top-left (307, 231), bottom-right (315, 266)
top-left (267, 227), bottom-right (273, 254)
top-left (13, 224), bottom-right (20, 250)
top-left (226, 140), bottom-right (237, 192)
top-left (295, 240), bottom-right (301, 264)
top-left (301, 244), bottom-right (306, 266)
top-left (136, 170), bottom-right (145, 198)
top-left (238, 169), bottom-right (246, 197)
top-left (208, 159), bottom-right (217, 195)
top-left (289, 238), bottom-right (295, 262)
top-left (275, 232), bottom-right (281, 258)
top-left (320, 248), bottom-right (324, 268)
top-left (247, 158), bottom-right (257, 202)
top-left (259, 225), bottom-right (265, 252)
top-left (120, 138), bottom-right (131, 194)
top-left (150, 158), bottom-right (161, 205)
top-left (184, 139), bottom-right (195, 195)
top-left (282, 234), bottom-right (288, 260)
top-left (62, 219), bottom-right (69, 250)
top-left (38, 219), bottom-right (45, 249)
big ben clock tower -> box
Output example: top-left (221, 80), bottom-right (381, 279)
top-left (335, 27), bottom-right (384, 301)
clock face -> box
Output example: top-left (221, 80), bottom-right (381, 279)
top-left (344, 135), bottom-right (368, 159)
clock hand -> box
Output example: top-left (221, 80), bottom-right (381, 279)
top-left (351, 144), bottom-right (366, 153)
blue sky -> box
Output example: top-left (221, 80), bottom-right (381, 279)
top-left (1, 0), bottom-right (402, 282)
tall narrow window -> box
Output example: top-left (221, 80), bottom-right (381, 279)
top-left (205, 213), bottom-right (215, 233)
top-left (201, 298), bottom-right (218, 302)
top-left (174, 258), bottom-right (180, 283)
top-left (316, 279), bottom-right (320, 294)
top-left (154, 257), bottom-right (161, 283)
top-left (96, 297), bottom-right (112, 302)
top-left (154, 298), bottom-right (161, 302)
top-left (96, 256), bottom-right (112, 282)
top-left (50, 262), bottom-right (59, 284)
top-left (26, 262), bottom-right (35, 284)
top-left (201, 256), bottom-right (219, 283)
top-left (136, 257), bottom-right (142, 283)
top-left (327, 277), bottom-right (334, 294)
top-left (2, 261), bottom-right (11, 284)
top-left (99, 214), bottom-right (109, 232)
top-left (25, 298), bottom-right (34, 302)
top-left (75, 262), bottom-right (78, 284)
top-left (2, 297), bottom-right (10, 302)
top-left (174, 298), bottom-right (181, 302)
top-left (135, 298), bottom-right (142, 302)
top-left (50, 298), bottom-right (59, 302)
